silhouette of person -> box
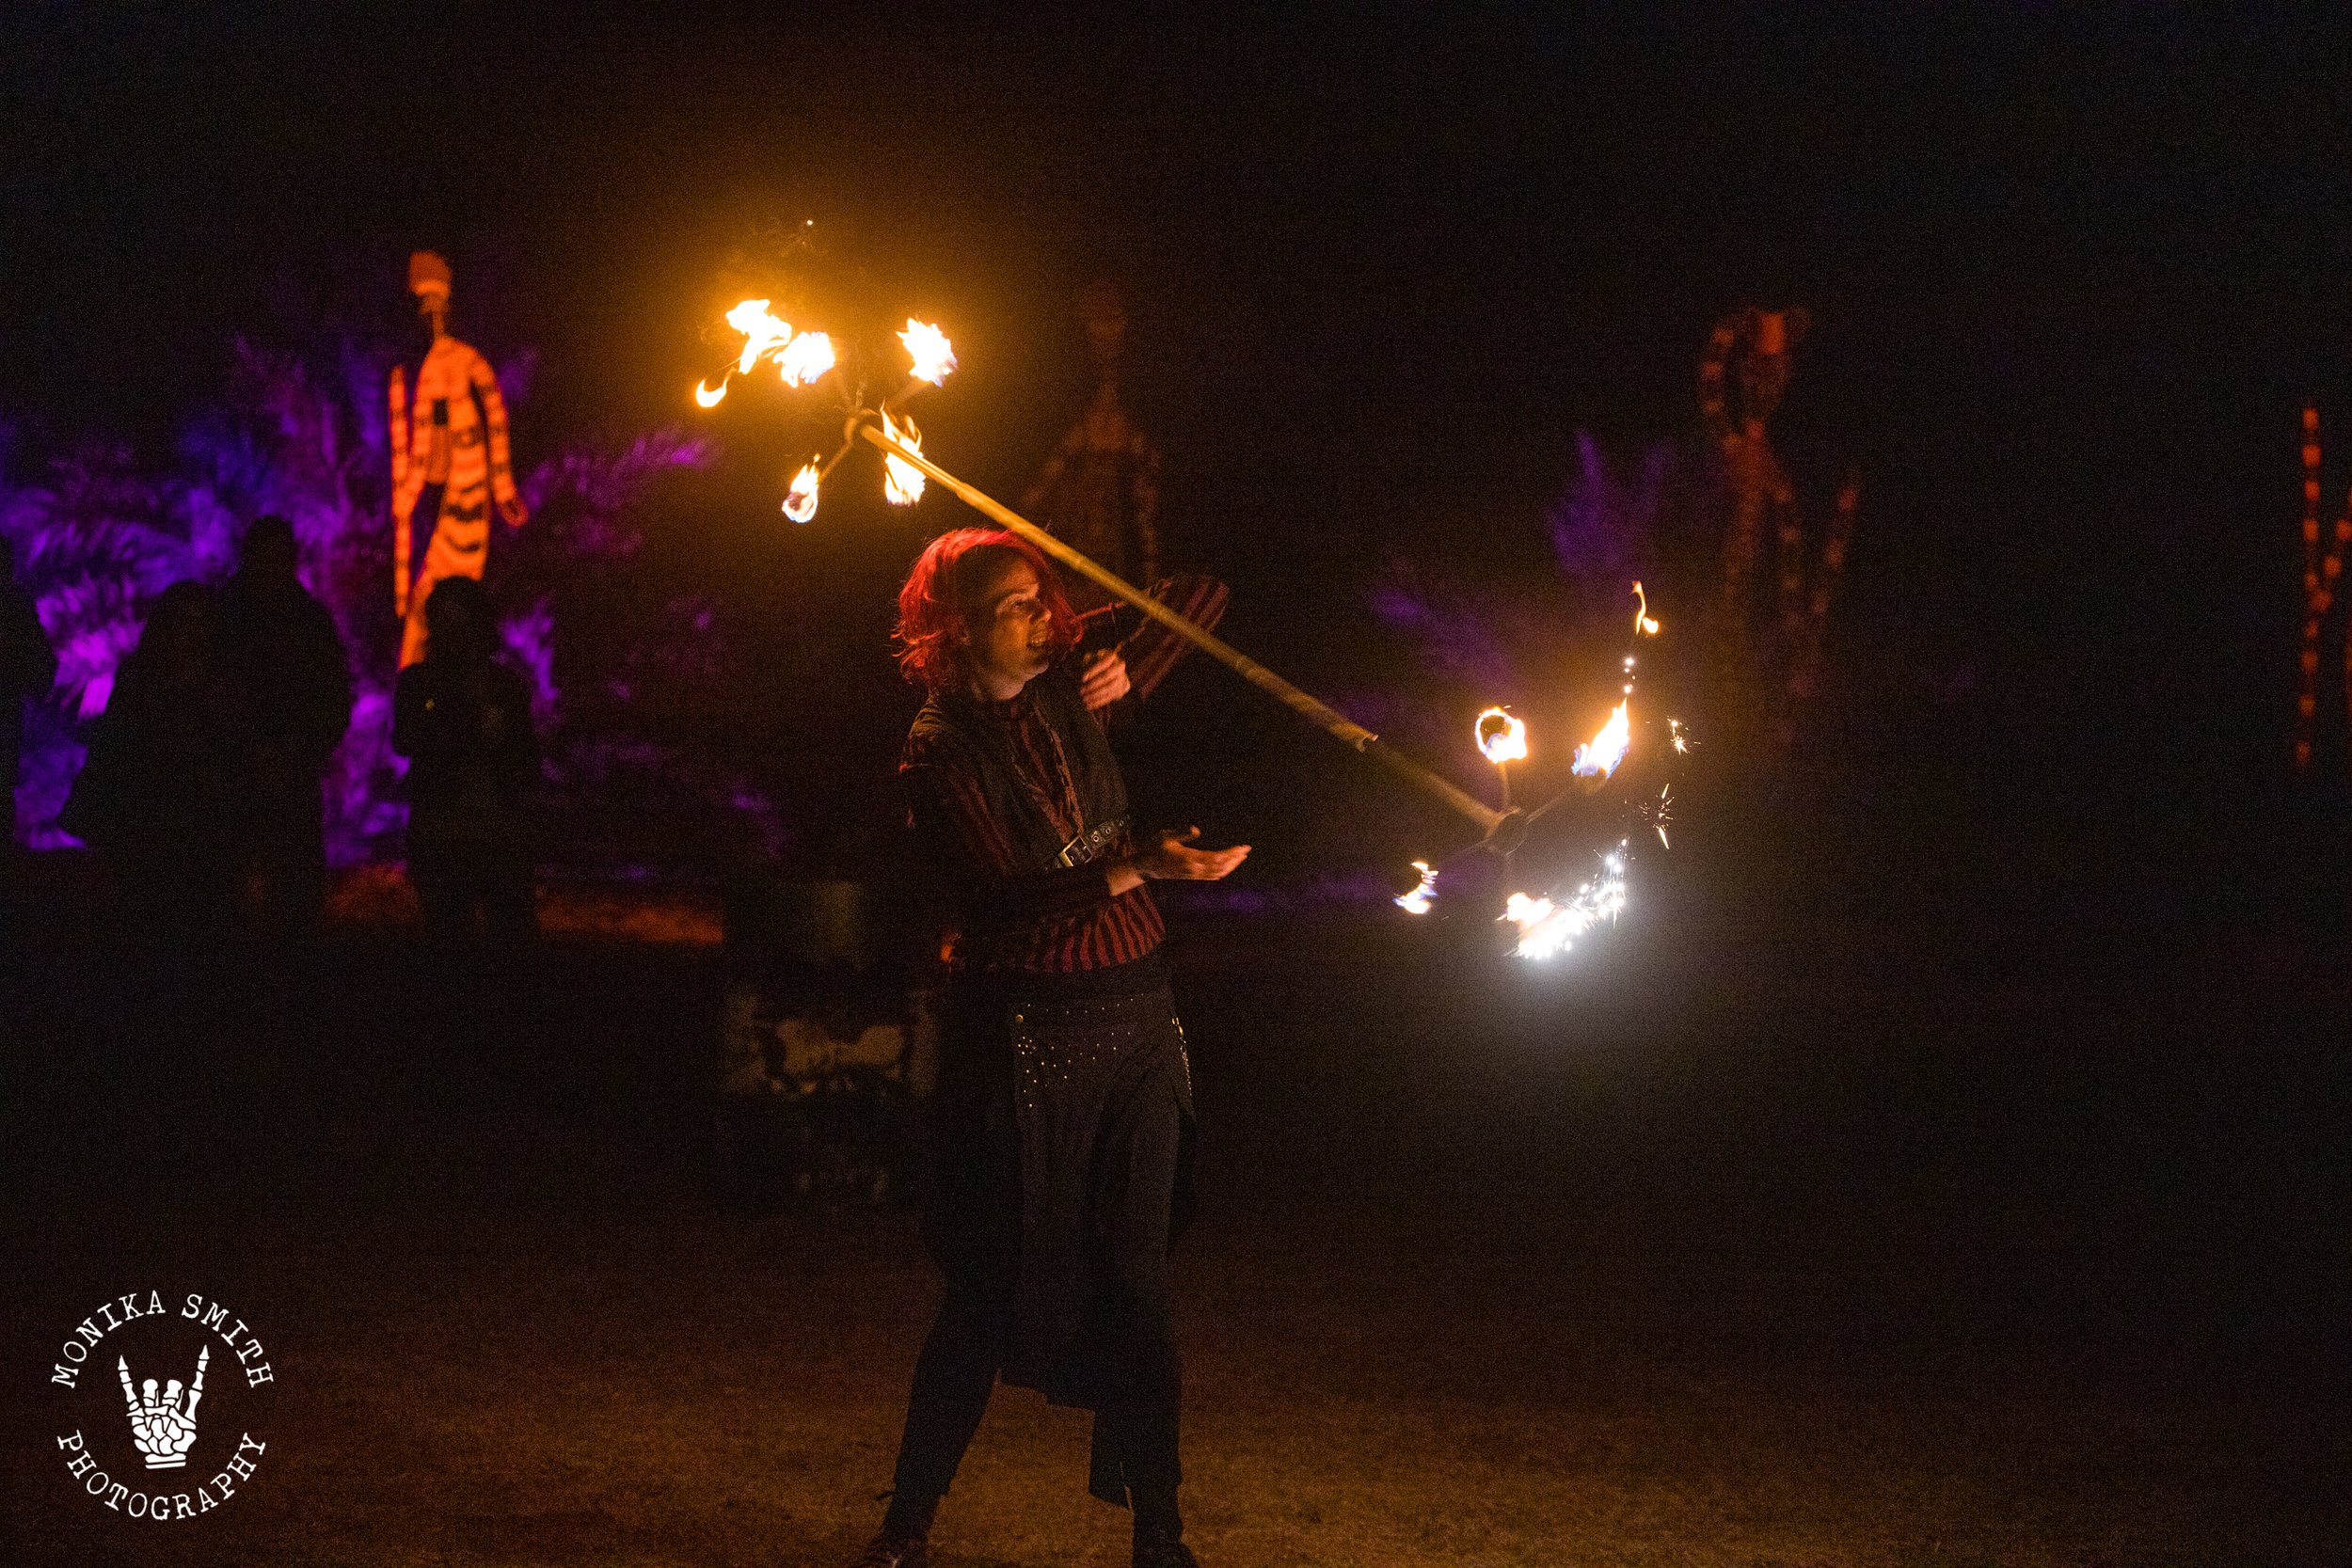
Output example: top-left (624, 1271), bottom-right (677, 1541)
top-left (0, 535), bottom-right (57, 852)
top-left (391, 576), bottom-right (537, 941)
top-left (62, 580), bottom-right (248, 932)
top-left (219, 515), bottom-right (353, 933)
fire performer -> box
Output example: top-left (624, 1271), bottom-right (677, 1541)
top-left (858, 528), bottom-right (1247, 1568)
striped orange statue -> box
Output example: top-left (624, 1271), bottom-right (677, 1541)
top-left (389, 251), bottom-right (526, 667)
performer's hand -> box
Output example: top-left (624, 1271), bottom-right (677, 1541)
top-left (498, 494), bottom-right (529, 528)
top-left (1132, 826), bottom-right (1249, 882)
top-left (1078, 649), bottom-right (1131, 710)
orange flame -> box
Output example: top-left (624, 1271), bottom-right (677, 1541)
top-left (1474, 706), bottom-right (1527, 765)
top-left (1571, 700), bottom-right (1630, 779)
top-left (784, 461), bottom-right (821, 523)
top-left (882, 409), bottom-right (926, 506)
top-left (900, 319), bottom-right (957, 385)
top-left (1632, 580), bottom-right (1661, 636)
top-left (693, 377), bottom-right (730, 408)
top-left (725, 299), bottom-right (795, 374)
top-left (777, 331), bottom-right (836, 388)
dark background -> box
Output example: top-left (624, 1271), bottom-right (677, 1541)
top-left (9, 6), bottom-right (2352, 883)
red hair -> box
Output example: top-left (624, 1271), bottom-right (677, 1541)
top-left (894, 528), bottom-right (1083, 692)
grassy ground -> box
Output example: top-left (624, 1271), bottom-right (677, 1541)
top-left (1, 852), bottom-right (2343, 1567)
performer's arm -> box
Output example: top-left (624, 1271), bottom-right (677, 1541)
top-left (902, 747), bottom-right (1122, 922)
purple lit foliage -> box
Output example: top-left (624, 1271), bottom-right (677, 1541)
top-left (3, 327), bottom-right (767, 867)
top-left (1367, 432), bottom-right (1679, 774)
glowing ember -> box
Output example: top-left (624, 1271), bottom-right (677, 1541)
top-left (776, 330), bottom-right (836, 388)
top-left (1474, 706), bottom-right (1528, 765)
top-left (1395, 860), bottom-right (1438, 915)
top-left (1632, 580), bottom-right (1661, 636)
top-left (900, 319), bottom-right (957, 385)
top-left (1571, 699), bottom-right (1630, 779)
top-left (784, 461), bottom-right (822, 523)
top-left (693, 378), bottom-right (729, 408)
top-left (725, 298), bottom-right (796, 374)
top-left (881, 409), bottom-right (927, 506)
top-left (1668, 717), bottom-right (1690, 755)
top-left (1502, 844), bottom-right (1629, 960)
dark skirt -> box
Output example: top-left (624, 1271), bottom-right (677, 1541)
top-left (923, 954), bottom-right (1197, 1406)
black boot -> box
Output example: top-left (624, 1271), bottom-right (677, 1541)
top-left (851, 1530), bottom-right (929, 1568)
top-left (1133, 1518), bottom-right (1198, 1568)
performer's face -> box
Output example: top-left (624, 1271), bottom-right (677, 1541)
top-left (967, 558), bottom-right (1055, 699)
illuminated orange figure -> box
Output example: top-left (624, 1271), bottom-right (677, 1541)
top-left (1021, 282), bottom-right (1162, 592)
top-left (1698, 307), bottom-right (1858, 753)
top-left (389, 251), bottom-right (525, 667)
top-left (2293, 404), bottom-right (2352, 770)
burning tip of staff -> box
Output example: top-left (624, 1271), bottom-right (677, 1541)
top-left (1394, 861), bottom-right (1438, 915)
top-left (881, 409), bottom-right (926, 505)
top-left (777, 330), bottom-right (836, 388)
top-left (783, 461), bottom-right (821, 523)
top-left (901, 319), bottom-right (957, 385)
top-left (725, 298), bottom-right (795, 373)
top-left (1632, 580), bottom-right (1661, 637)
top-left (1474, 706), bottom-right (1528, 765)
top-left (1502, 840), bottom-right (1630, 961)
top-left (1571, 700), bottom-right (1631, 779)
top-left (692, 377), bottom-right (729, 408)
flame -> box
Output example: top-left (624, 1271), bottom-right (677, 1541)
top-left (693, 376), bottom-right (730, 408)
top-left (725, 298), bottom-right (795, 374)
top-left (1571, 700), bottom-right (1631, 779)
top-left (882, 409), bottom-right (927, 506)
top-left (1395, 861), bottom-right (1438, 915)
top-left (777, 330), bottom-right (836, 388)
top-left (1474, 706), bottom-right (1527, 765)
top-left (1502, 844), bottom-right (1629, 960)
top-left (900, 319), bottom-right (957, 385)
top-left (1632, 580), bottom-right (1661, 637)
top-left (784, 461), bottom-right (821, 523)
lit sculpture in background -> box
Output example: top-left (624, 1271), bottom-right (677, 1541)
top-left (1698, 308), bottom-right (1858, 755)
top-left (389, 251), bottom-right (527, 668)
top-left (1022, 282), bottom-right (1164, 591)
top-left (2294, 404), bottom-right (2352, 770)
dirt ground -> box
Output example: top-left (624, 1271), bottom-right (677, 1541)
top-left (1, 851), bottom-right (2344, 1567)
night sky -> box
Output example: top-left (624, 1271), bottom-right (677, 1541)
top-left (8, 7), bottom-right (2352, 884)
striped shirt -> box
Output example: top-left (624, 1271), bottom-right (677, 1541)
top-left (901, 687), bottom-right (1164, 975)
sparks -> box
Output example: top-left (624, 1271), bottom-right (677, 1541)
top-left (1632, 580), bottom-right (1661, 636)
top-left (1668, 717), bottom-right (1691, 755)
top-left (1649, 784), bottom-right (1674, 847)
top-left (1474, 706), bottom-right (1528, 765)
top-left (1395, 860), bottom-right (1438, 915)
top-left (784, 461), bottom-right (822, 523)
top-left (776, 330), bottom-right (836, 388)
top-left (882, 409), bottom-right (927, 506)
top-left (900, 319), bottom-right (957, 385)
top-left (1502, 843), bottom-right (1629, 960)
top-left (1571, 699), bottom-right (1630, 779)
top-left (693, 376), bottom-right (730, 408)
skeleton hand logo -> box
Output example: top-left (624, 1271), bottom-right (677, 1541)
top-left (116, 1348), bottom-right (207, 1468)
